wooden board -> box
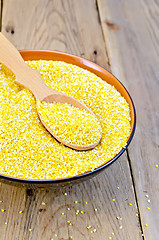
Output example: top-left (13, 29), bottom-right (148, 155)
top-left (0, 0), bottom-right (1, 31)
top-left (97, 0), bottom-right (159, 239)
top-left (0, 0), bottom-right (142, 239)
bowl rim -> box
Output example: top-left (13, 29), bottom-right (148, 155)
top-left (0, 50), bottom-right (136, 184)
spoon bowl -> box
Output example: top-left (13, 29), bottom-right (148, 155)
top-left (38, 92), bottom-right (102, 150)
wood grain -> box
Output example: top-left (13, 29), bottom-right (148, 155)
top-left (0, 0), bottom-right (142, 239)
top-left (1, 0), bottom-right (109, 69)
top-left (0, 0), bottom-right (1, 31)
top-left (97, 0), bottom-right (159, 239)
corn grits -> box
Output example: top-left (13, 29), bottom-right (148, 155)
top-left (0, 60), bottom-right (131, 180)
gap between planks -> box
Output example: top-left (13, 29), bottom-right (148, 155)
top-left (126, 149), bottom-right (144, 240)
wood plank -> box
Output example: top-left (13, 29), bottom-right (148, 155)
top-left (0, 0), bottom-right (1, 31)
top-left (0, 0), bottom-right (142, 239)
top-left (1, 0), bottom-right (109, 69)
top-left (97, 0), bottom-right (159, 239)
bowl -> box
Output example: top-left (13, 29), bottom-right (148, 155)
top-left (0, 50), bottom-right (136, 188)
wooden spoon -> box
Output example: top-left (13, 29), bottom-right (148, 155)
top-left (0, 33), bottom-right (102, 150)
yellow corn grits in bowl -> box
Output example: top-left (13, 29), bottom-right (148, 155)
top-left (0, 60), bottom-right (131, 180)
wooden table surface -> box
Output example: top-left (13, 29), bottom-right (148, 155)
top-left (0, 0), bottom-right (159, 239)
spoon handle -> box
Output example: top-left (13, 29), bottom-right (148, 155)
top-left (0, 33), bottom-right (54, 100)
